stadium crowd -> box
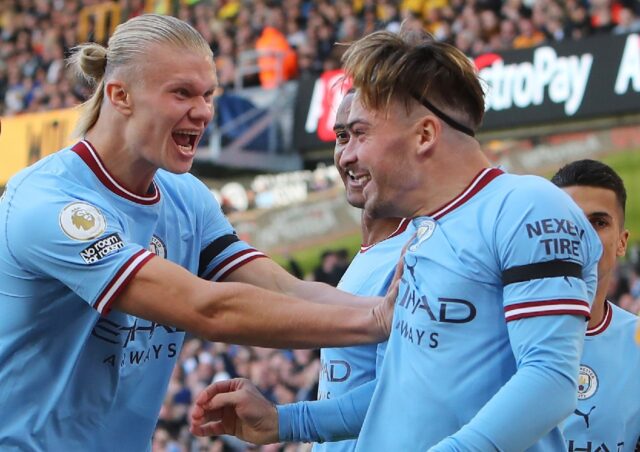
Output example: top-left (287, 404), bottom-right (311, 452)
top-left (2, 0), bottom-right (640, 115)
top-left (2, 1), bottom-right (640, 450)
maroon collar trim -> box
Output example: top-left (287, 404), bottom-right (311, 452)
top-left (428, 168), bottom-right (503, 220)
top-left (586, 300), bottom-right (612, 336)
top-left (360, 218), bottom-right (411, 253)
top-left (72, 140), bottom-right (160, 205)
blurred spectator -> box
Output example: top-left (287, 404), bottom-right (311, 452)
top-left (4, 0), bottom-right (640, 116)
top-left (512, 15), bottom-right (546, 48)
top-left (255, 6), bottom-right (298, 89)
top-left (313, 249), bottom-right (349, 286)
top-left (613, 6), bottom-right (640, 34)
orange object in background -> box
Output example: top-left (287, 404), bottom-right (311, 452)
top-left (255, 26), bottom-right (298, 89)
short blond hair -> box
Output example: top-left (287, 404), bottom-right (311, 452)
top-left (342, 28), bottom-right (484, 132)
top-left (68, 14), bottom-right (213, 137)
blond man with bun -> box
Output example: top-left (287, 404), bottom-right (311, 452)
top-left (0, 14), bottom-right (395, 451)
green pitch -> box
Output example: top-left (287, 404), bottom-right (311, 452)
top-left (601, 150), bottom-right (640, 240)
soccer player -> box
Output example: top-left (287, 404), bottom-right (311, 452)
top-left (189, 90), bottom-right (410, 450)
top-left (0, 15), bottom-right (394, 451)
top-left (552, 160), bottom-right (640, 451)
top-left (315, 90), bottom-right (412, 451)
top-left (190, 28), bottom-right (602, 450)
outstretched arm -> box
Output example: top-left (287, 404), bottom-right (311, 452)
top-left (115, 256), bottom-right (397, 348)
top-left (223, 257), bottom-right (379, 308)
top-left (190, 378), bottom-right (376, 444)
top-left (278, 378), bottom-right (375, 443)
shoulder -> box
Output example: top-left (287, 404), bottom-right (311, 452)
top-left (491, 173), bottom-right (592, 234)
top-left (5, 149), bottom-right (116, 225)
top-left (492, 173), bottom-right (576, 209)
top-left (610, 303), bottom-right (639, 329)
top-left (6, 149), bottom-right (99, 210)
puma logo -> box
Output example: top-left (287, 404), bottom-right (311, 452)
top-left (574, 406), bottom-right (596, 428)
top-left (405, 256), bottom-right (418, 283)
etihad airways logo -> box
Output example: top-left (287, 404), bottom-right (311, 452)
top-left (476, 46), bottom-right (593, 116)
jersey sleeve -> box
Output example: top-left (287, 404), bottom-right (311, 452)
top-left (278, 378), bottom-right (375, 443)
top-left (193, 180), bottom-right (267, 281)
top-left (5, 192), bottom-right (153, 316)
top-left (430, 314), bottom-right (586, 451)
top-left (495, 178), bottom-right (601, 322)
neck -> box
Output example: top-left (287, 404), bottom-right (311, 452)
top-left (360, 211), bottom-right (404, 247)
top-left (588, 280), bottom-right (609, 329)
top-left (412, 143), bottom-right (491, 218)
top-left (85, 121), bottom-right (156, 196)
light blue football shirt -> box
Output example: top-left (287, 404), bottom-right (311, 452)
top-left (353, 168), bottom-right (601, 451)
top-left (562, 301), bottom-right (640, 452)
top-left (0, 140), bottom-right (265, 451)
top-left (314, 218), bottom-right (413, 452)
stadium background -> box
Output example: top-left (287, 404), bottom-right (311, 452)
top-left (1, 0), bottom-right (639, 450)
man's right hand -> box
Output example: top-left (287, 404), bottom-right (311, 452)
top-left (190, 378), bottom-right (279, 445)
top-left (372, 247), bottom-right (405, 337)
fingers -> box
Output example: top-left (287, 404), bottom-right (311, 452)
top-left (190, 420), bottom-right (228, 437)
top-left (202, 389), bottom-right (244, 413)
top-left (194, 379), bottom-right (238, 406)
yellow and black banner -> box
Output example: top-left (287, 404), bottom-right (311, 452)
top-left (0, 108), bottom-right (79, 186)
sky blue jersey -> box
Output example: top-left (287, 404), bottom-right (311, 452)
top-left (562, 301), bottom-right (640, 452)
top-left (354, 168), bottom-right (601, 451)
top-left (314, 218), bottom-right (413, 452)
top-left (0, 140), bottom-right (265, 452)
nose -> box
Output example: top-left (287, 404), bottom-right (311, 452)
top-left (338, 138), bottom-right (357, 169)
top-left (190, 96), bottom-right (214, 126)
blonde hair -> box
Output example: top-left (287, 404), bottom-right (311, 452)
top-left (68, 14), bottom-right (213, 137)
top-left (341, 28), bottom-right (485, 131)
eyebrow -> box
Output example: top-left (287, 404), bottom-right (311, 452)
top-left (168, 79), bottom-right (218, 93)
top-left (346, 119), bottom-right (370, 131)
top-left (587, 211), bottom-right (612, 219)
top-left (333, 122), bottom-right (347, 131)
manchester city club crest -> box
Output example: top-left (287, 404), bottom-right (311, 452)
top-left (59, 201), bottom-right (107, 241)
top-left (409, 218), bottom-right (436, 252)
top-left (149, 235), bottom-right (167, 258)
top-left (577, 365), bottom-right (598, 400)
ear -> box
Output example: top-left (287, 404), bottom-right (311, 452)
top-left (617, 229), bottom-right (629, 257)
top-left (416, 115), bottom-right (440, 157)
top-left (104, 80), bottom-right (132, 115)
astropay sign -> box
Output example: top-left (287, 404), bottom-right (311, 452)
top-left (476, 32), bottom-right (640, 131)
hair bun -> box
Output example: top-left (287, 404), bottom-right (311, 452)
top-left (77, 44), bottom-right (108, 83)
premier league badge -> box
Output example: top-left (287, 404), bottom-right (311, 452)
top-left (59, 201), bottom-right (107, 241)
top-left (409, 218), bottom-right (436, 252)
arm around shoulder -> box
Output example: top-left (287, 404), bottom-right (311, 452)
top-left (114, 256), bottom-right (389, 348)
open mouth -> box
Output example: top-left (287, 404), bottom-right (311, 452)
top-left (347, 170), bottom-right (371, 188)
top-left (172, 130), bottom-right (200, 154)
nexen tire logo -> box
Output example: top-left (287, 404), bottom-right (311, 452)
top-left (476, 46), bottom-right (593, 116)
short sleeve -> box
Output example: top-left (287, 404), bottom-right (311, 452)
top-left (494, 177), bottom-right (601, 322)
top-left (192, 180), bottom-right (266, 281)
top-left (6, 194), bottom-right (153, 315)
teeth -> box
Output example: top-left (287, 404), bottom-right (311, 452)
top-left (178, 144), bottom-right (193, 152)
top-left (346, 171), bottom-right (370, 185)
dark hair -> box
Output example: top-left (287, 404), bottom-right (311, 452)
top-left (551, 159), bottom-right (627, 216)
